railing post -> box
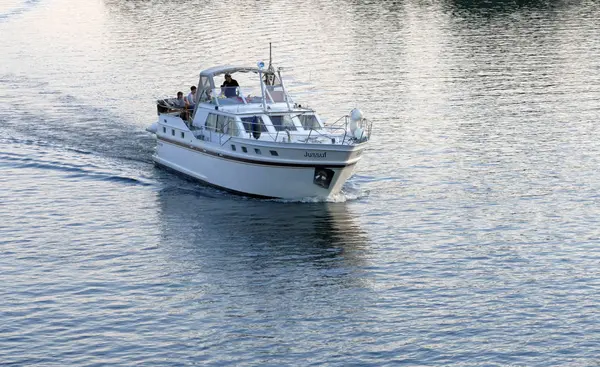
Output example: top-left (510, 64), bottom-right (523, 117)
top-left (277, 69), bottom-right (292, 111)
top-left (258, 70), bottom-right (267, 112)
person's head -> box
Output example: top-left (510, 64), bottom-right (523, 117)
top-left (225, 73), bottom-right (232, 82)
top-left (190, 86), bottom-right (196, 93)
top-left (177, 91), bottom-right (183, 99)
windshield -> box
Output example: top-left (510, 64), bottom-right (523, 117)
top-left (241, 116), bottom-right (268, 132)
top-left (298, 114), bottom-right (321, 130)
top-left (268, 115), bottom-right (297, 131)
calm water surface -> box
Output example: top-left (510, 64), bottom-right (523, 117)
top-left (1, 0), bottom-right (600, 365)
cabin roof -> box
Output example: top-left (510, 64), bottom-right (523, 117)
top-left (199, 65), bottom-right (260, 77)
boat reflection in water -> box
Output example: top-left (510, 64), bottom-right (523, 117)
top-left (155, 187), bottom-right (370, 285)
top-left (152, 187), bottom-right (375, 353)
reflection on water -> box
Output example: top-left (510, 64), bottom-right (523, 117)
top-left (156, 186), bottom-right (370, 272)
top-left (445, 0), bottom-right (568, 15)
top-left (151, 187), bottom-right (378, 364)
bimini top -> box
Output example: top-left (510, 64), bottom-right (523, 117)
top-left (195, 64), bottom-right (287, 107)
top-left (199, 65), bottom-right (260, 78)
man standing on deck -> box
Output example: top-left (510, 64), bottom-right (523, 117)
top-left (221, 73), bottom-right (239, 97)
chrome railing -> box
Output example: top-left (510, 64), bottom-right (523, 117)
top-left (161, 108), bottom-right (372, 146)
top-left (309, 115), bottom-right (372, 145)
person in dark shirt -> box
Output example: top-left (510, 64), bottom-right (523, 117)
top-left (221, 73), bottom-right (239, 97)
top-left (173, 91), bottom-right (186, 108)
top-left (172, 91), bottom-right (189, 120)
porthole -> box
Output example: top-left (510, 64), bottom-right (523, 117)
top-left (231, 145), bottom-right (236, 151)
top-left (254, 149), bottom-right (262, 155)
top-left (270, 150), bottom-right (279, 156)
top-left (181, 132), bottom-right (185, 138)
top-left (242, 146), bottom-right (247, 153)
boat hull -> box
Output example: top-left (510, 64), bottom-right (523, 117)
top-left (154, 138), bottom-right (358, 199)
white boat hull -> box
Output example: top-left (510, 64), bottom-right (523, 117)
top-left (154, 138), bottom-right (358, 199)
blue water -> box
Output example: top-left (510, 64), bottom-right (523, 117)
top-left (2, 0), bottom-right (600, 365)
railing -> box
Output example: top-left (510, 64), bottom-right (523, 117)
top-left (308, 115), bottom-right (372, 145)
top-left (159, 103), bottom-right (372, 146)
top-left (209, 86), bottom-right (267, 106)
top-left (208, 85), bottom-right (292, 107)
top-left (213, 115), bottom-right (371, 146)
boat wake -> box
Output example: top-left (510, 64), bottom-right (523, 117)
top-left (269, 179), bottom-right (368, 204)
top-left (0, 137), bottom-right (154, 188)
top-left (0, 73), bottom-right (155, 166)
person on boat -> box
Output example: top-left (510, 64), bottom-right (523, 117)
top-left (185, 86), bottom-right (197, 108)
top-left (173, 91), bottom-right (186, 108)
top-left (173, 91), bottom-right (189, 120)
top-left (221, 73), bottom-right (239, 98)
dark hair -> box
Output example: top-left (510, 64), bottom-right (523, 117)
top-left (177, 91), bottom-right (183, 97)
top-left (191, 86), bottom-right (196, 91)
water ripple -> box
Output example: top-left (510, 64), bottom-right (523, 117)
top-left (2, 0), bottom-right (600, 365)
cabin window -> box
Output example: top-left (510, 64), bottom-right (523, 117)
top-left (231, 144), bottom-right (236, 151)
top-left (206, 114), bottom-right (238, 135)
top-left (216, 115), bottom-right (227, 133)
top-left (163, 127), bottom-right (166, 133)
top-left (171, 129), bottom-right (175, 136)
top-left (206, 113), bottom-right (218, 131)
top-left (242, 146), bottom-right (247, 153)
top-left (269, 115), bottom-right (297, 131)
top-left (216, 115), bottom-right (237, 135)
top-left (199, 76), bottom-right (211, 102)
top-left (299, 115), bottom-right (321, 130)
top-left (225, 117), bottom-right (240, 136)
top-left (181, 132), bottom-right (185, 138)
top-left (270, 150), bottom-right (279, 156)
top-left (254, 149), bottom-right (261, 155)
top-left (241, 116), bottom-right (268, 133)
top-left (266, 86), bottom-right (286, 102)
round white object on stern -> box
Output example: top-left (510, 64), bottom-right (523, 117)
top-left (350, 108), bottom-right (363, 121)
top-left (146, 122), bottom-right (158, 134)
top-left (348, 108), bottom-right (363, 135)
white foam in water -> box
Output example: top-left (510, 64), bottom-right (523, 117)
top-left (272, 180), bottom-right (367, 204)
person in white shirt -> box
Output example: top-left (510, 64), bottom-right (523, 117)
top-left (185, 86), bottom-right (197, 108)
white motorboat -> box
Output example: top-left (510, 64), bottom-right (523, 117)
top-left (147, 57), bottom-right (372, 199)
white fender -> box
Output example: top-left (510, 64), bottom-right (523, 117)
top-left (146, 122), bottom-right (158, 134)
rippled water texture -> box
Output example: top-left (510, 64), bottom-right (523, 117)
top-left (2, 0), bottom-right (600, 365)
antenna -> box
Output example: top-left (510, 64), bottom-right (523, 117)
top-left (269, 42), bottom-right (272, 70)
top-left (265, 43), bottom-right (275, 86)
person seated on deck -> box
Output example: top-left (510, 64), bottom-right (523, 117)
top-left (172, 91), bottom-right (189, 120)
top-left (185, 86), bottom-right (197, 109)
top-left (173, 91), bottom-right (186, 108)
top-left (220, 73), bottom-right (239, 98)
